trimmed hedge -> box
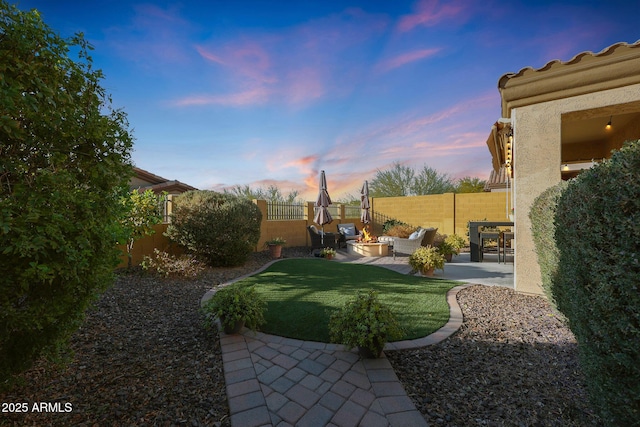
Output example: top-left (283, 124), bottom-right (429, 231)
top-left (165, 191), bottom-right (262, 267)
top-left (554, 139), bottom-right (640, 425)
top-left (529, 180), bottom-right (568, 306)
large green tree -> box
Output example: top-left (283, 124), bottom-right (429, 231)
top-left (455, 176), bottom-right (486, 193)
top-left (225, 184), bottom-right (301, 203)
top-left (0, 2), bottom-right (133, 387)
top-left (369, 162), bottom-right (415, 197)
top-left (369, 162), bottom-right (456, 197)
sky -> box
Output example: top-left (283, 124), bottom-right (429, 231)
top-left (15, 0), bottom-right (640, 200)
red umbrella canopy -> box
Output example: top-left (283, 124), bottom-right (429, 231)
top-left (360, 180), bottom-right (371, 224)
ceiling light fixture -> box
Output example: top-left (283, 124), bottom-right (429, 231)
top-left (605, 116), bottom-right (612, 130)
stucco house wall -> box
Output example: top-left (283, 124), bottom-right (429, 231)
top-left (497, 41), bottom-right (640, 295)
top-left (513, 84), bottom-right (640, 294)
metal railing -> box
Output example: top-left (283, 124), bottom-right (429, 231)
top-left (344, 205), bottom-right (361, 218)
top-left (267, 202), bottom-right (306, 220)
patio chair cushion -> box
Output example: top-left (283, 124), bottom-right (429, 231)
top-left (338, 224), bottom-right (356, 236)
top-left (408, 230), bottom-right (420, 240)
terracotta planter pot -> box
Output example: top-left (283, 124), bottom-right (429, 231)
top-left (358, 345), bottom-right (384, 359)
top-left (268, 244), bottom-right (283, 259)
top-left (222, 319), bottom-right (245, 335)
top-left (325, 254), bottom-right (334, 260)
top-left (421, 267), bottom-right (435, 277)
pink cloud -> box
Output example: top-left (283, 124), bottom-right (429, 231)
top-left (398, 0), bottom-right (467, 32)
top-left (284, 155), bottom-right (318, 169)
top-left (173, 87), bottom-right (271, 107)
top-left (376, 48), bottom-right (441, 73)
top-left (173, 7), bottom-right (388, 109)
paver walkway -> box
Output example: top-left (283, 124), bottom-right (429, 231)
top-left (206, 251), bottom-right (507, 426)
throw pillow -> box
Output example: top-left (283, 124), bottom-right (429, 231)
top-left (341, 225), bottom-right (355, 236)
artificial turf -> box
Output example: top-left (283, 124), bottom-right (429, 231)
top-left (230, 258), bottom-right (461, 343)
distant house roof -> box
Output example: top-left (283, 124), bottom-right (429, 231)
top-left (498, 40), bottom-right (640, 117)
top-left (131, 167), bottom-right (197, 194)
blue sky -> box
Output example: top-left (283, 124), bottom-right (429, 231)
top-left (16, 0), bottom-right (640, 200)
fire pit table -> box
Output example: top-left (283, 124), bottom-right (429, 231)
top-left (346, 241), bottom-right (389, 257)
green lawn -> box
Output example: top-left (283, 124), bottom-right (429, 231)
top-left (230, 259), bottom-right (461, 343)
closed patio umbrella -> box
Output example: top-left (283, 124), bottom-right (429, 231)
top-left (360, 180), bottom-right (371, 224)
top-left (314, 170), bottom-right (333, 245)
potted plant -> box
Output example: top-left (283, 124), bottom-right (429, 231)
top-left (329, 290), bottom-right (404, 358)
top-left (436, 234), bottom-right (466, 262)
top-left (320, 247), bottom-right (336, 259)
top-left (408, 246), bottom-right (445, 276)
top-left (202, 285), bottom-right (266, 334)
top-left (265, 237), bottom-right (286, 259)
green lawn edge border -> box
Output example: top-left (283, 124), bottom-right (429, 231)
top-left (201, 258), bottom-right (473, 349)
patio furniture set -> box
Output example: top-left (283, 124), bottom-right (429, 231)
top-left (469, 221), bottom-right (515, 263)
top-left (307, 223), bottom-right (439, 259)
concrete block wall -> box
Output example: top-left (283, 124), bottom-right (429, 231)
top-left (454, 192), bottom-right (510, 238)
top-left (371, 192), bottom-right (508, 241)
top-left (119, 193), bottom-right (508, 267)
top-left (117, 223), bottom-right (180, 268)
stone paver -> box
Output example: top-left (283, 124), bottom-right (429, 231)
top-left (208, 255), bottom-right (480, 427)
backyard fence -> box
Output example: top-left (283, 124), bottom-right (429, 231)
top-left (267, 202), bottom-right (306, 220)
top-left (121, 193), bottom-right (508, 268)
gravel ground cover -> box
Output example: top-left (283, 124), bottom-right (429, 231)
top-left (2, 249), bottom-right (602, 427)
top-left (387, 285), bottom-right (603, 427)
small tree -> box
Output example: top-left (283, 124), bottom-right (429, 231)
top-left (165, 191), bottom-right (262, 267)
top-left (1, 1), bottom-right (133, 387)
top-left (119, 189), bottom-right (164, 269)
top-left (455, 176), bottom-right (486, 193)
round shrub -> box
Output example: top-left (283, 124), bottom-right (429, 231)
top-left (165, 191), bottom-right (262, 267)
top-left (554, 139), bottom-right (640, 425)
top-left (529, 180), bottom-right (568, 306)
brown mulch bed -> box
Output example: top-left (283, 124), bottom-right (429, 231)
top-left (2, 250), bottom-right (603, 426)
top-left (0, 247), bottom-right (310, 427)
top-left (387, 285), bottom-right (604, 426)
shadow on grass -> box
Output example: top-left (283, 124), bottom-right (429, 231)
top-left (232, 259), bottom-right (461, 342)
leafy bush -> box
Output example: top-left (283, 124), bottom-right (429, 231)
top-left (529, 181), bottom-right (568, 305)
top-left (141, 249), bottom-right (206, 278)
top-left (436, 234), bottom-right (466, 256)
top-left (554, 139), bottom-right (640, 425)
top-left (0, 3), bottom-right (133, 388)
top-left (384, 224), bottom-right (416, 238)
top-left (119, 189), bottom-right (164, 269)
top-left (329, 290), bottom-right (404, 358)
top-left (408, 246), bottom-right (445, 273)
top-left (165, 190), bottom-right (262, 267)
top-left (202, 285), bottom-right (266, 332)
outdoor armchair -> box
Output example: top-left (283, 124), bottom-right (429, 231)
top-left (307, 225), bottom-right (339, 250)
top-left (389, 227), bottom-right (427, 259)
